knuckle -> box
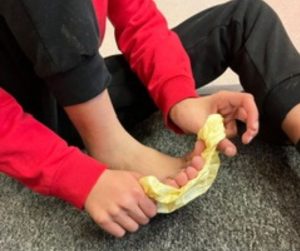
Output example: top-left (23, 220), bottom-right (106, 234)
top-left (120, 197), bottom-right (135, 209)
top-left (95, 214), bottom-right (109, 226)
top-left (215, 91), bottom-right (223, 98)
top-left (123, 188), bottom-right (143, 205)
top-left (215, 91), bottom-right (228, 101)
top-left (110, 207), bottom-right (122, 218)
top-left (131, 188), bottom-right (143, 198)
top-left (217, 90), bottom-right (228, 96)
top-left (245, 93), bottom-right (254, 100)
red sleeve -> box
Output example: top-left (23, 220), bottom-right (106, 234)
top-left (0, 88), bottom-right (106, 209)
top-left (107, 0), bottom-right (198, 132)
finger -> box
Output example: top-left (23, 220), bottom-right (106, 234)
top-left (113, 211), bottom-right (139, 233)
top-left (219, 103), bottom-right (235, 115)
top-left (236, 105), bottom-right (259, 144)
top-left (224, 104), bottom-right (257, 144)
top-left (230, 93), bottom-right (259, 143)
top-left (100, 220), bottom-right (126, 238)
top-left (226, 92), bottom-right (258, 120)
top-left (236, 107), bottom-right (248, 122)
top-left (242, 118), bottom-right (259, 144)
top-left (217, 138), bottom-right (237, 157)
top-left (127, 206), bottom-right (150, 225)
top-left (138, 196), bottom-right (157, 218)
top-left (224, 120), bottom-right (238, 138)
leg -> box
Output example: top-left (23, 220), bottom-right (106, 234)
top-left (0, 16), bottom-right (85, 147)
top-left (0, 17), bottom-right (202, 185)
top-left (0, 18), bottom-right (156, 147)
top-left (104, 55), bottom-right (158, 130)
top-left (173, 0), bottom-right (300, 144)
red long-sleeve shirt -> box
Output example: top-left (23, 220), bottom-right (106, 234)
top-left (0, 0), bottom-right (197, 208)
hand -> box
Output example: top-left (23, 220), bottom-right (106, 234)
top-left (169, 91), bottom-right (259, 156)
top-left (84, 170), bottom-right (157, 238)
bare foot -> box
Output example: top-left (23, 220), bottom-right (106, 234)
top-left (163, 141), bottom-right (205, 188)
top-left (66, 89), bottom-right (205, 188)
top-left (89, 133), bottom-right (205, 188)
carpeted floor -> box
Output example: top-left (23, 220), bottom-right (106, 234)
top-left (1, 110), bottom-right (300, 251)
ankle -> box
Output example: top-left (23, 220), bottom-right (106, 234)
top-left (92, 131), bottom-right (144, 168)
top-left (282, 104), bottom-right (300, 144)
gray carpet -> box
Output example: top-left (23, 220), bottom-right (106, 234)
top-left (1, 112), bottom-right (300, 251)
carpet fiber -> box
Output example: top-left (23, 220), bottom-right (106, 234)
top-left (1, 112), bottom-right (300, 251)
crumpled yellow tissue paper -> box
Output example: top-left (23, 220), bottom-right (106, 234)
top-left (139, 114), bottom-right (226, 213)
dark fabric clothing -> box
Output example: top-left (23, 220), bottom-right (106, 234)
top-left (0, 17), bottom-right (83, 147)
top-left (0, 0), bottom-right (110, 107)
top-left (0, 0), bottom-right (299, 145)
top-left (106, 0), bottom-right (300, 143)
top-left (297, 140), bottom-right (300, 153)
top-left (174, 0), bottom-right (300, 125)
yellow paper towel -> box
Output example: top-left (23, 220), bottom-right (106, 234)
top-left (139, 114), bottom-right (226, 213)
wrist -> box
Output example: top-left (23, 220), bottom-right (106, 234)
top-left (169, 98), bottom-right (192, 124)
top-left (169, 97), bottom-right (202, 134)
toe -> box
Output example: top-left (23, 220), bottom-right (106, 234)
top-left (175, 171), bottom-right (189, 187)
top-left (164, 178), bottom-right (179, 188)
top-left (185, 166), bottom-right (198, 180)
top-left (193, 140), bottom-right (205, 156)
top-left (191, 156), bottom-right (204, 170)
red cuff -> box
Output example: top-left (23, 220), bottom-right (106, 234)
top-left (0, 88), bottom-right (107, 210)
top-left (50, 148), bottom-right (107, 209)
top-left (156, 76), bottom-right (198, 133)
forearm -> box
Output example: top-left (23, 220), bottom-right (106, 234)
top-left (0, 89), bottom-right (106, 208)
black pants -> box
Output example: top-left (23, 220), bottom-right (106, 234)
top-left (0, 0), bottom-right (299, 146)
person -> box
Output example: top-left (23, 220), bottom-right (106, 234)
top-left (0, 0), bottom-right (299, 238)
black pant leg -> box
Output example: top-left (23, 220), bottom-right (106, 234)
top-left (173, 0), bottom-right (300, 143)
top-left (0, 14), bottom-right (154, 146)
top-left (2, 0), bottom-right (299, 145)
top-left (104, 55), bottom-right (157, 130)
top-left (101, 0), bottom-right (300, 143)
top-left (0, 16), bottom-right (84, 147)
